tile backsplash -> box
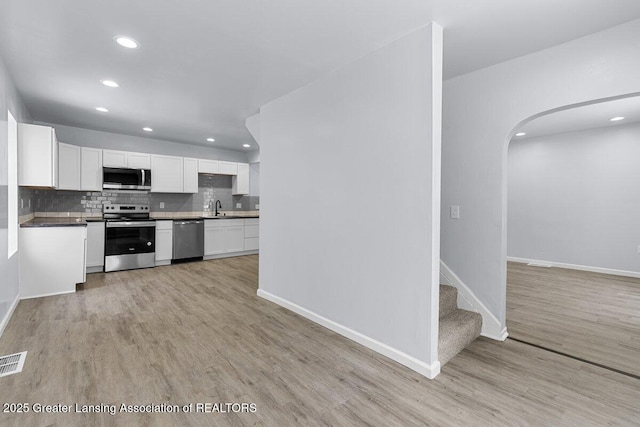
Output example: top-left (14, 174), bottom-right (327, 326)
top-left (19, 174), bottom-right (259, 216)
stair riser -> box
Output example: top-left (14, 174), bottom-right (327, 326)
top-left (439, 286), bottom-right (458, 319)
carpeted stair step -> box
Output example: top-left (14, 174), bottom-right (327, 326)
top-left (438, 308), bottom-right (482, 366)
top-left (439, 285), bottom-right (458, 319)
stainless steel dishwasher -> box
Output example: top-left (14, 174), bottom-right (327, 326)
top-left (172, 219), bottom-right (204, 261)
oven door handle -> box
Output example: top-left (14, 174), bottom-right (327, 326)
top-left (106, 221), bottom-right (156, 228)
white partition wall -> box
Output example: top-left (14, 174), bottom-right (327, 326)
top-left (258, 24), bottom-right (443, 378)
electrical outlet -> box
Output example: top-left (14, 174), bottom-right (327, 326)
top-left (450, 205), bottom-right (460, 219)
top-left (255, 204), bottom-right (260, 210)
top-left (236, 203), bottom-right (242, 209)
top-left (20, 199), bottom-right (23, 209)
top-left (637, 245), bottom-right (640, 254)
top-left (160, 202), bottom-right (165, 209)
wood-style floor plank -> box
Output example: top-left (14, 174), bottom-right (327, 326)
top-left (507, 261), bottom-right (640, 377)
top-left (0, 256), bottom-right (639, 426)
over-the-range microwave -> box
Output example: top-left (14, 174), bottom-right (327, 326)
top-left (103, 167), bottom-right (151, 191)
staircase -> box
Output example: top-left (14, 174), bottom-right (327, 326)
top-left (438, 284), bottom-right (482, 366)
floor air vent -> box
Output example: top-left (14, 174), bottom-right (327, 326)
top-left (0, 351), bottom-right (27, 377)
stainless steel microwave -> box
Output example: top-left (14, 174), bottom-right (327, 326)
top-left (103, 167), bottom-right (151, 191)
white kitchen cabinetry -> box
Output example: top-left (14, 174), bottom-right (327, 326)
top-left (127, 152), bottom-right (152, 169)
top-left (218, 161), bottom-right (238, 175)
top-left (102, 150), bottom-right (127, 168)
top-left (198, 159), bottom-right (219, 174)
top-left (20, 225), bottom-right (87, 299)
top-left (151, 154), bottom-right (184, 193)
top-left (18, 123), bottom-right (58, 188)
top-left (183, 157), bottom-right (199, 193)
top-left (204, 219), bottom-right (245, 256)
top-left (244, 218), bottom-right (259, 251)
top-left (81, 147), bottom-right (103, 191)
top-left (232, 163), bottom-right (250, 195)
top-left (58, 142), bottom-right (81, 190)
top-left (86, 221), bottom-right (105, 273)
top-left (155, 220), bottom-right (173, 265)
top-left (103, 149), bottom-right (151, 169)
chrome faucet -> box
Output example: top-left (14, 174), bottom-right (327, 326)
top-left (215, 200), bottom-right (222, 216)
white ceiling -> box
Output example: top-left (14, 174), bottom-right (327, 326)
top-left (2, 1), bottom-right (640, 152)
top-left (514, 96), bottom-right (640, 140)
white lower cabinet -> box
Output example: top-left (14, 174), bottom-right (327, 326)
top-left (204, 218), bottom-right (258, 257)
top-left (86, 221), bottom-right (105, 272)
top-left (226, 224), bottom-right (245, 252)
top-left (20, 226), bottom-right (87, 299)
top-left (244, 218), bottom-right (259, 251)
top-left (155, 220), bottom-right (173, 265)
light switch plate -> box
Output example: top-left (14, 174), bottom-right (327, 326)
top-left (450, 205), bottom-right (460, 219)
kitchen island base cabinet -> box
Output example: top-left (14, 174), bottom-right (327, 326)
top-left (20, 226), bottom-right (87, 299)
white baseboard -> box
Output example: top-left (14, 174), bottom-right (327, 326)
top-left (507, 257), bottom-right (640, 279)
top-left (204, 250), bottom-right (258, 261)
top-left (440, 260), bottom-right (507, 341)
top-left (256, 289), bottom-right (441, 379)
top-left (20, 290), bottom-right (75, 300)
top-left (0, 295), bottom-right (20, 339)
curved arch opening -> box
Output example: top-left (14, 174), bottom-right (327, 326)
top-left (502, 93), bottom-right (640, 376)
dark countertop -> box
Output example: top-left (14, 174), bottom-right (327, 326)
top-left (20, 215), bottom-right (258, 227)
top-left (20, 217), bottom-right (88, 227)
top-left (154, 216), bottom-right (259, 220)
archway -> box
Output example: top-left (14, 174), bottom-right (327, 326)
top-left (503, 93), bottom-right (640, 377)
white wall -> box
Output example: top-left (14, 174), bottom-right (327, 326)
top-left (0, 53), bottom-right (31, 335)
top-left (249, 162), bottom-right (260, 197)
top-left (442, 18), bottom-right (640, 328)
top-left (258, 24), bottom-right (443, 378)
top-left (35, 122), bottom-right (249, 163)
top-left (508, 122), bottom-right (640, 275)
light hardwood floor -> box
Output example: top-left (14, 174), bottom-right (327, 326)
top-left (507, 261), bottom-right (640, 377)
top-left (0, 256), bottom-right (639, 426)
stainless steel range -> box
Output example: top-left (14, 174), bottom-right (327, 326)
top-left (103, 204), bottom-right (155, 272)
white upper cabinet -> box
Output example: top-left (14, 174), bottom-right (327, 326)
top-left (103, 149), bottom-right (151, 169)
top-left (127, 152), bottom-right (152, 169)
top-left (232, 163), bottom-right (250, 195)
top-left (151, 154), bottom-right (183, 193)
top-left (218, 161), bottom-right (238, 175)
top-left (80, 147), bottom-right (103, 191)
top-left (57, 142), bottom-right (81, 190)
top-left (102, 150), bottom-right (127, 168)
top-left (198, 159), bottom-right (219, 174)
top-left (183, 157), bottom-right (199, 193)
top-left (18, 123), bottom-right (58, 188)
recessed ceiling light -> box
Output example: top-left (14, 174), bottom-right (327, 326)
top-left (114, 36), bottom-right (139, 49)
top-left (243, 144), bottom-right (251, 148)
top-left (610, 116), bottom-right (625, 121)
top-left (143, 127), bottom-right (153, 132)
top-left (95, 107), bottom-right (109, 112)
top-left (101, 79), bottom-right (119, 88)
top-left (207, 138), bottom-right (215, 142)
top-left (515, 132), bottom-right (526, 136)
